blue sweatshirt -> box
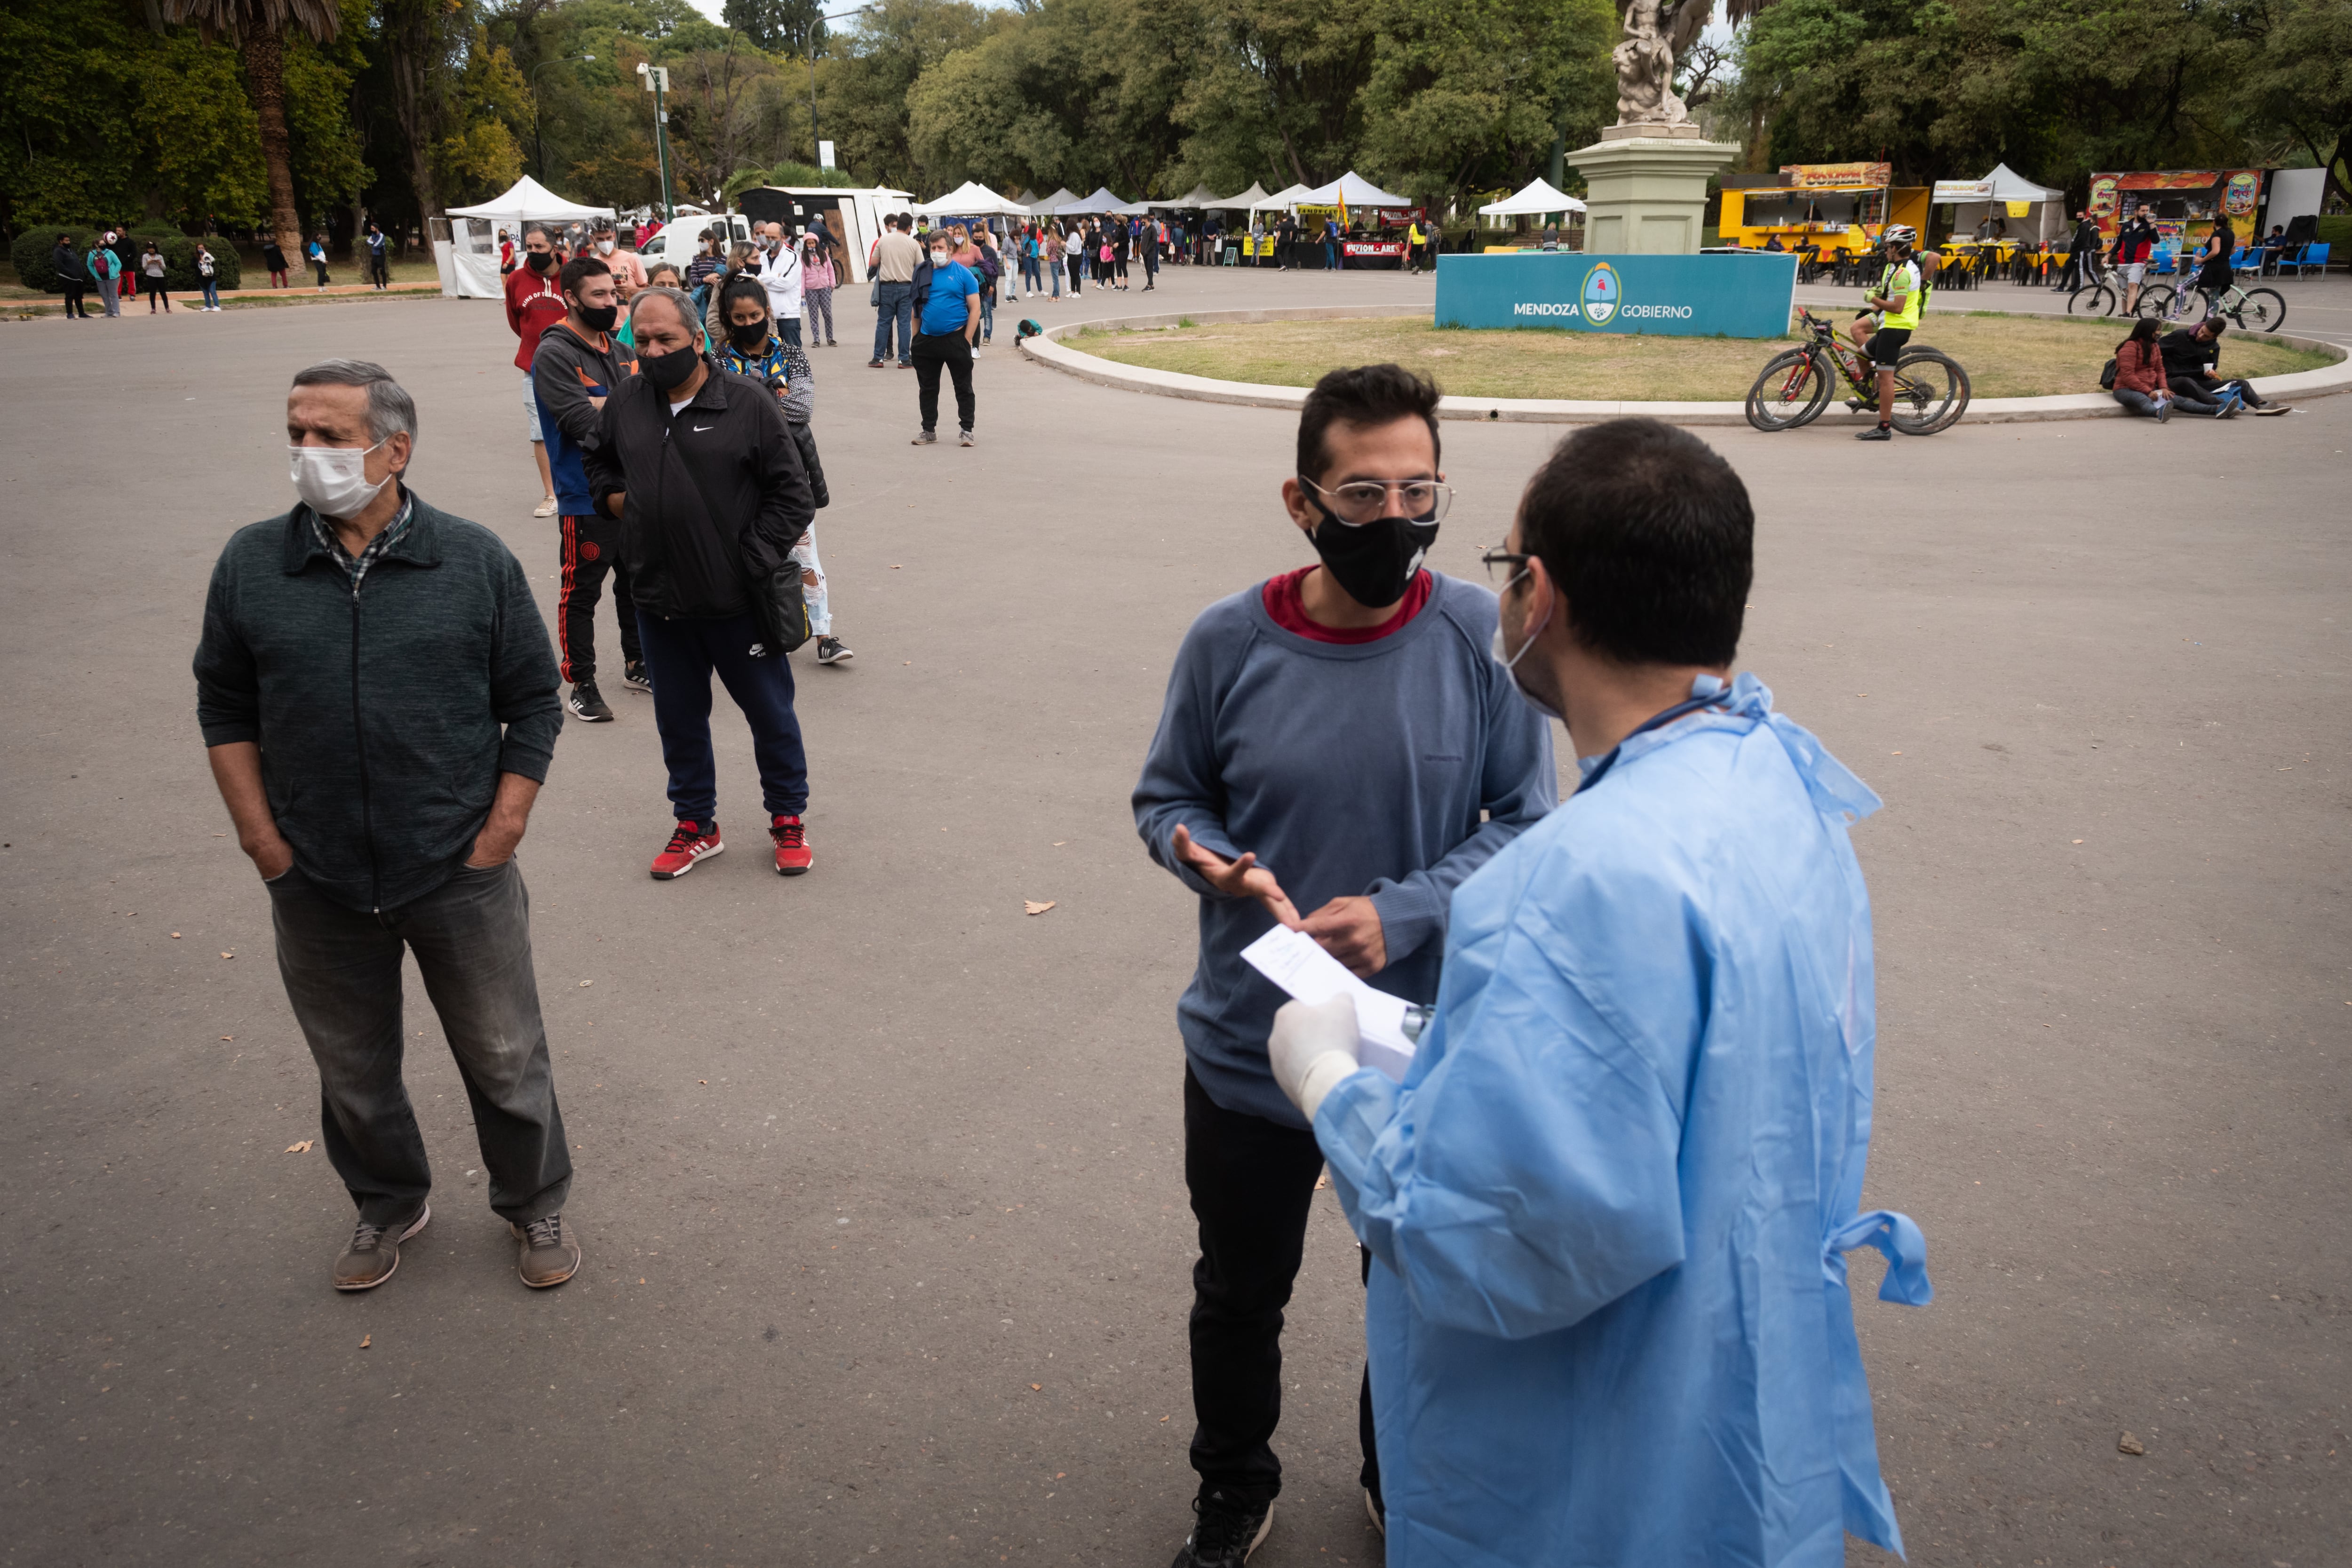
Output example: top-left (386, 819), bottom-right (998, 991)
top-left (1133, 571), bottom-right (1558, 1127)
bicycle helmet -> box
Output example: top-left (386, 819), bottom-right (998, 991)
top-left (1882, 224), bottom-right (1918, 250)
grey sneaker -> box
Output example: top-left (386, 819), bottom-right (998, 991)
top-left (911, 429), bottom-right (937, 445)
top-left (511, 1213), bottom-right (580, 1288)
top-left (959, 427), bottom-right (976, 446)
top-left (334, 1203), bottom-right (429, 1291)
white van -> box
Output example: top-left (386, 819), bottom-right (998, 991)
top-left (733, 187), bottom-right (916, 284)
top-left (633, 208), bottom-right (755, 273)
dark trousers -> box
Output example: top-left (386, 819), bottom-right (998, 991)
top-left (1067, 254), bottom-right (1083, 293)
top-left (913, 331), bottom-right (976, 433)
top-left (1184, 1066), bottom-right (1379, 1502)
top-left (2178, 369), bottom-right (2268, 408)
top-left (268, 859), bottom-right (570, 1227)
top-left (369, 253), bottom-right (389, 287)
top-left (62, 281), bottom-right (87, 316)
top-left (637, 608), bottom-right (809, 825)
top-left (557, 513), bottom-right (641, 685)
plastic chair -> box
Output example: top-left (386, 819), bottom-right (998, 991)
top-left (2295, 242), bottom-right (2330, 277)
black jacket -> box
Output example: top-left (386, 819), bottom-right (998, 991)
top-left (2158, 326), bottom-right (2220, 381)
top-left (192, 492), bottom-right (563, 913)
top-left (585, 359), bottom-right (812, 621)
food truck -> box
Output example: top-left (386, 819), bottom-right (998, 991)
top-left (2088, 169), bottom-right (2265, 259)
top-left (1717, 163), bottom-right (1931, 257)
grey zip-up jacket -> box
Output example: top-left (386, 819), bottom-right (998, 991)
top-left (192, 491), bottom-right (563, 912)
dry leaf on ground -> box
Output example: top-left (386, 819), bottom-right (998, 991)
top-left (221, 951), bottom-right (235, 959)
top-left (2117, 1432), bottom-right (2145, 1456)
top-left (1029, 1383), bottom-right (1042, 1392)
top-left (359, 1334), bottom-right (372, 1349)
top-left (1025, 901), bottom-right (1057, 916)
top-left (286, 1140), bottom-right (314, 1154)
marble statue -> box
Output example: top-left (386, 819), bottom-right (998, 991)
top-left (1612, 0), bottom-right (1711, 130)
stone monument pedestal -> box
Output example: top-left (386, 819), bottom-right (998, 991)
top-left (1566, 130), bottom-right (1741, 255)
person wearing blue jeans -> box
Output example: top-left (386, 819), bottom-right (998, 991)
top-left (869, 211), bottom-right (923, 367)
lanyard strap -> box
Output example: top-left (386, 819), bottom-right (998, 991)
top-left (1574, 691), bottom-right (1727, 796)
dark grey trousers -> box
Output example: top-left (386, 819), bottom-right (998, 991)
top-left (267, 859), bottom-right (571, 1226)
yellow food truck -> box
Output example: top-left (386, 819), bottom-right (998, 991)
top-left (1718, 164), bottom-right (1930, 257)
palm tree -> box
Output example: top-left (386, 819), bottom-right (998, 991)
top-left (164, 0), bottom-right (342, 266)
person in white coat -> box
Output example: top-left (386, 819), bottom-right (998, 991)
top-left (755, 223), bottom-right (805, 349)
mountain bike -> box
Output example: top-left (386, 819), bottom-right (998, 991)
top-left (1745, 309), bottom-right (1972, 434)
top-left (2136, 276), bottom-right (2288, 332)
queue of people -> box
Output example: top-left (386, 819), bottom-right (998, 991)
top-left (193, 340), bottom-right (1932, 1568)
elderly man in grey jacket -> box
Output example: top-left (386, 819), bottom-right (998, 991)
top-left (193, 358), bottom-right (580, 1294)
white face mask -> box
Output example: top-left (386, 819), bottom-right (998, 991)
top-left (930, 250), bottom-right (949, 265)
top-left (596, 239), bottom-right (615, 255)
top-left (290, 439), bottom-right (388, 520)
top-left (1489, 571), bottom-right (1565, 722)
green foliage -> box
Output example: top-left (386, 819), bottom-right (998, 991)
top-left (723, 0), bottom-right (826, 55)
top-left (12, 227), bottom-right (243, 292)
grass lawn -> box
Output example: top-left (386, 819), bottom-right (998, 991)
top-left (1075, 311), bottom-right (2337, 401)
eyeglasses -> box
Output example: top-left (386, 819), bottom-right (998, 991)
top-left (1479, 547), bottom-right (1531, 584)
top-left (1299, 477), bottom-right (1453, 525)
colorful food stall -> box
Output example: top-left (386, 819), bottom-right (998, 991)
top-left (2089, 169), bottom-right (2265, 258)
top-left (1717, 164), bottom-right (1931, 258)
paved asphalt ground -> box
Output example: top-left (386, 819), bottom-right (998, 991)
top-left (3, 261), bottom-right (2347, 1568)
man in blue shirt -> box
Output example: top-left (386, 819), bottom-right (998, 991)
top-left (1134, 365), bottom-right (1556, 1567)
top-left (1268, 418), bottom-right (1931, 1566)
top-left (909, 230), bottom-right (980, 446)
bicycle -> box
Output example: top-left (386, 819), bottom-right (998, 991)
top-left (2136, 275), bottom-right (2288, 333)
top-left (1745, 308), bottom-right (1972, 434)
top-left (2066, 258), bottom-right (2119, 316)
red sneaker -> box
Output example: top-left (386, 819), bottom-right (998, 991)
top-left (651, 820), bottom-right (723, 879)
top-left (771, 814), bottom-right (812, 876)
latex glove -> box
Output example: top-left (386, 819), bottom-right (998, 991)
top-left (1270, 995), bottom-right (1361, 1122)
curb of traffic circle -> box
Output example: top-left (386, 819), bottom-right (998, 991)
top-left (1020, 306), bottom-right (2352, 425)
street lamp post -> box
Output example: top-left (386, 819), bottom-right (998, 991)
top-left (531, 55), bottom-right (593, 182)
top-left (637, 62), bottom-right (676, 222)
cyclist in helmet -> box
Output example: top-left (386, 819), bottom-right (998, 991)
top-left (1854, 225), bottom-right (1923, 441)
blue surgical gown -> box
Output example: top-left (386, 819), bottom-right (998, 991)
top-left (1316, 674), bottom-right (1930, 1567)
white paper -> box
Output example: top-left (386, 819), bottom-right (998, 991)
top-left (1240, 925), bottom-right (1416, 1082)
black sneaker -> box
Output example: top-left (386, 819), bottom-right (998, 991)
top-left (566, 680), bottom-right (614, 721)
top-left (622, 659), bottom-right (651, 692)
top-left (816, 636), bottom-right (853, 665)
top-left (1854, 425), bottom-right (1892, 442)
top-left (1170, 1489), bottom-right (1273, 1568)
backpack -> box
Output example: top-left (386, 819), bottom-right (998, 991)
top-left (2098, 357), bottom-right (2118, 390)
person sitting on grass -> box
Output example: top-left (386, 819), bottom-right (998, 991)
top-left (2159, 315), bottom-right (2295, 417)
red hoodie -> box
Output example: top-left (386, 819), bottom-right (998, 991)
top-left (504, 263), bottom-right (567, 372)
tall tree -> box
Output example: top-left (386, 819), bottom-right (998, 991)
top-left (163, 0), bottom-right (342, 259)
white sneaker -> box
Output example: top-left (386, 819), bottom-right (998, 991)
top-left (532, 496), bottom-right (558, 518)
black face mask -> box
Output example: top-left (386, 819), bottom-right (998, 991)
top-left (1304, 494), bottom-right (1438, 609)
top-left (641, 342), bottom-right (701, 392)
top-left (577, 302), bottom-right (618, 333)
top-left (729, 321), bottom-right (770, 351)
top-left (525, 250), bottom-right (552, 272)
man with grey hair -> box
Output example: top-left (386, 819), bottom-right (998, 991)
top-left (505, 222), bottom-right (566, 517)
top-left (193, 359), bottom-right (582, 1294)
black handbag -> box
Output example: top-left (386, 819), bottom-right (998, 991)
top-left (2099, 357), bottom-right (2118, 390)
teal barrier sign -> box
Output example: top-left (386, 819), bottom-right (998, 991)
top-left (1434, 252), bottom-right (1797, 338)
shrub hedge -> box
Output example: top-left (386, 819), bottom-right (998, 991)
top-left (13, 226), bottom-right (243, 294)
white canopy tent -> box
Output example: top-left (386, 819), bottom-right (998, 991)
top-left (913, 180), bottom-right (1031, 218)
top-left (1027, 186), bottom-right (1080, 215)
top-left (1150, 184), bottom-right (1222, 210)
top-left (1055, 186), bottom-right (1149, 216)
top-left (1294, 171), bottom-right (1414, 209)
top-left (1248, 183), bottom-right (1315, 213)
top-left (1479, 176), bottom-right (1589, 218)
top-left (1931, 162), bottom-right (2067, 243)
top-left (437, 176), bottom-right (616, 298)
top-left (1200, 182), bottom-right (1270, 210)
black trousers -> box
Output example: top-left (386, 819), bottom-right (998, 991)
top-left (1184, 1065), bottom-right (1379, 1502)
top-left (913, 331), bottom-right (975, 433)
top-left (558, 512), bottom-right (641, 685)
